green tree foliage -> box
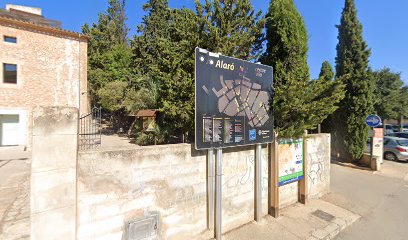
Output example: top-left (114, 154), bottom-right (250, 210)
top-left (372, 68), bottom-right (408, 121)
top-left (318, 61), bottom-right (346, 133)
top-left (400, 87), bottom-right (408, 118)
top-left (332, 0), bottom-right (374, 160)
top-left (82, 0), bottom-right (130, 104)
top-left (132, 0), bottom-right (171, 77)
top-left (134, 0), bottom-right (264, 141)
top-left (97, 74), bottom-right (157, 113)
top-left (133, 0), bottom-right (199, 140)
top-left (373, 68), bottom-right (404, 120)
top-left (260, 0), bottom-right (344, 138)
top-left (195, 0), bottom-right (265, 60)
top-left (319, 61), bottom-right (335, 82)
top-left (83, 0), bottom-right (156, 130)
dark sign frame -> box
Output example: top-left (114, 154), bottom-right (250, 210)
top-left (195, 47), bottom-right (274, 150)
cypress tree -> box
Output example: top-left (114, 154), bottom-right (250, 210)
top-left (319, 61), bottom-right (335, 82)
top-left (333, 0), bottom-right (374, 160)
top-left (261, 0), bottom-right (344, 137)
top-left (260, 0), bottom-right (309, 137)
top-left (318, 61), bottom-right (345, 133)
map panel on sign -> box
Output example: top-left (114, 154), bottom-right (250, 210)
top-left (195, 47), bottom-right (274, 149)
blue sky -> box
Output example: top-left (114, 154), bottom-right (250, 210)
top-left (2, 0), bottom-right (407, 82)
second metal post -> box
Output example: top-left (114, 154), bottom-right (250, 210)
top-left (215, 148), bottom-right (222, 239)
top-left (255, 144), bottom-right (262, 222)
top-left (207, 149), bottom-right (215, 230)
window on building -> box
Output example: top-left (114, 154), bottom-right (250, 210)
top-left (4, 36), bottom-right (17, 43)
top-left (3, 63), bottom-right (17, 84)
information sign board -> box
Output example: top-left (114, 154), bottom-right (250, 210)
top-left (278, 139), bottom-right (304, 186)
top-left (195, 48), bottom-right (274, 150)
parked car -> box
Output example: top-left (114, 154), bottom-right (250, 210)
top-left (399, 125), bottom-right (408, 132)
top-left (383, 136), bottom-right (408, 161)
top-left (388, 132), bottom-right (408, 139)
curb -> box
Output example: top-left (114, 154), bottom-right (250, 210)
top-left (308, 214), bottom-right (360, 240)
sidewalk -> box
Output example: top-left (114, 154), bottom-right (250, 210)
top-left (224, 199), bottom-right (360, 240)
top-left (0, 148), bottom-right (31, 240)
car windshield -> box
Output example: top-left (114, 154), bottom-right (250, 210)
top-left (396, 140), bottom-right (408, 146)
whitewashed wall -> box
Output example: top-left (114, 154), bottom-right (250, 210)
top-left (77, 134), bottom-right (330, 240)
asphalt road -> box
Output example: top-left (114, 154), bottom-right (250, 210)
top-left (323, 160), bottom-right (408, 240)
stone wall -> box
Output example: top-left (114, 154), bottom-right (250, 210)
top-left (306, 134), bottom-right (331, 199)
top-left (77, 134), bottom-right (330, 240)
top-left (31, 107), bottom-right (78, 240)
top-left (29, 106), bottom-right (331, 240)
top-left (77, 145), bottom-right (268, 240)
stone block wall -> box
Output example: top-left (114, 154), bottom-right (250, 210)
top-left (29, 106), bottom-right (331, 240)
top-left (77, 144), bottom-right (269, 240)
top-left (306, 134), bottom-right (331, 199)
top-left (77, 134), bottom-right (330, 240)
top-left (31, 106), bottom-right (78, 240)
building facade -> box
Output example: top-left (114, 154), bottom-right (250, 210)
top-left (0, 4), bottom-right (89, 149)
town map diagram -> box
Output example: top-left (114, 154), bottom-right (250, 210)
top-left (209, 75), bottom-right (270, 128)
top-left (195, 47), bottom-right (273, 149)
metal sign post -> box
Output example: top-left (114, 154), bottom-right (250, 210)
top-left (270, 138), bottom-right (279, 218)
top-left (370, 127), bottom-right (374, 163)
top-left (215, 148), bottom-right (223, 240)
top-left (255, 144), bottom-right (262, 222)
top-left (207, 149), bottom-right (215, 230)
top-left (365, 114), bottom-right (382, 164)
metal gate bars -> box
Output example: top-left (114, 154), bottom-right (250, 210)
top-left (79, 107), bottom-right (101, 150)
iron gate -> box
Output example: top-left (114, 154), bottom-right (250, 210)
top-left (79, 107), bottom-right (101, 150)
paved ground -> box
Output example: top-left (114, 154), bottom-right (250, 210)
top-left (223, 159), bottom-right (408, 240)
top-left (323, 160), bottom-right (408, 240)
top-left (223, 199), bottom-right (359, 240)
top-left (100, 134), bottom-right (137, 149)
top-left (0, 149), bottom-right (31, 240)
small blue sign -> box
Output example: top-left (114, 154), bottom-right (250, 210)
top-left (365, 115), bottom-right (381, 127)
top-left (249, 129), bottom-right (256, 141)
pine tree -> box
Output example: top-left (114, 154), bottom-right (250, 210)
top-left (261, 0), bottom-right (344, 137)
top-left (333, 0), bottom-right (374, 160)
top-left (195, 0), bottom-right (265, 60)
